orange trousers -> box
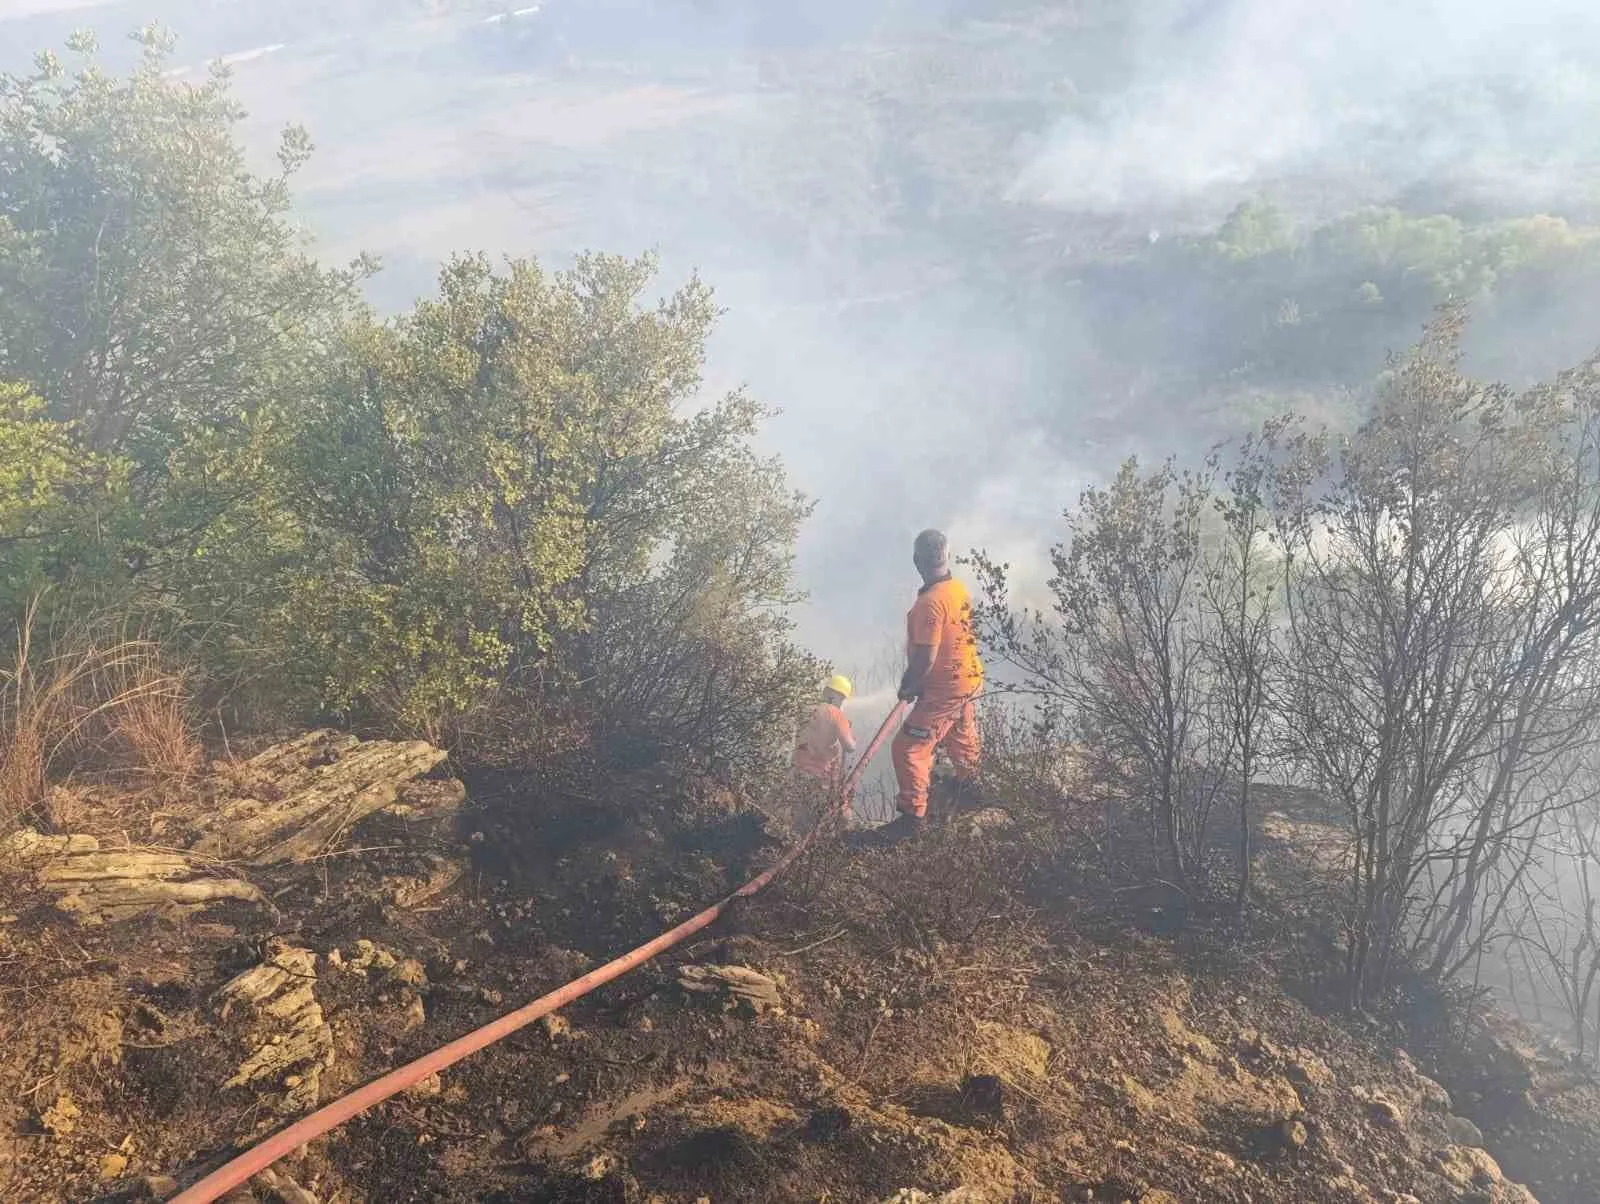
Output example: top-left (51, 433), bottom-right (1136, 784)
top-left (891, 694), bottom-right (980, 818)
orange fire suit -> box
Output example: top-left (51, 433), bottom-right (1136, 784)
top-left (891, 574), bottom-right (984, 818)
top-left (793, 702), bottom-right (855, 782)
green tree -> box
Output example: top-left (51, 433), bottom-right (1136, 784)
top-left (1213, 197), bottom-right (1293, 260)
top-left (257, 253), bottom-right (815, 769)
top-left (0, 29), bottom-right (367, 603)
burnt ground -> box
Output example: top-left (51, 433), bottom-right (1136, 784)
top-left (0, 745), bottom-right (1595, 1204)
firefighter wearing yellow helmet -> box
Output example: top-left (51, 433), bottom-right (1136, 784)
top-left (792, 673), bottom-right (857, 781)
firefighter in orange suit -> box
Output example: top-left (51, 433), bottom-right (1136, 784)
top-left (886, 528), bottom-right (984, 839)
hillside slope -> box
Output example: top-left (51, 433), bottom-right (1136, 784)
top-left (0, 734), bottom-right (1591, 1203)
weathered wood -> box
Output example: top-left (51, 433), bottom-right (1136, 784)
top-left (2, 830), bottom-right (100, 858)
top-left (4, 731), bottom-right (458, 926)
top-left (678, 964), bottom-right (784, 1014)
top-left (6, 829), bottom-right (267, 925)
top-left (218, 944), bottom-right (334, 1117)
top-left (191, 736), bottom-right (449, 865)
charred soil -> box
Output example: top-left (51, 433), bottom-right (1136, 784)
top-left (0, 736), bottom-right (1592, 1204)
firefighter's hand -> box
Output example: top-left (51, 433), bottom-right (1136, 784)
top-left (897, 675), bottom-right (920, 703)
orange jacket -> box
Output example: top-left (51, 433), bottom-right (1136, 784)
top-left (906, 575), bottom-right (984, 701)
top-left (793, 702), bottom-right (855, 779)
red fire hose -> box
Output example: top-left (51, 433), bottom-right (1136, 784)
top-left (167, 701), bottom-right (909, 1204)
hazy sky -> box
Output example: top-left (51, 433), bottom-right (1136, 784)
top-left (0, 0), bottom-right (101, 14)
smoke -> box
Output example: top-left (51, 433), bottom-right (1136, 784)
top-left (1014, 0), bottom-right (1600, 216)
top-left (8, 0), bottom-right (1600, 707)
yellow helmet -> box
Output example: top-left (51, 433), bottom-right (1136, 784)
top-left (825, 674), bottom-right (853, 699)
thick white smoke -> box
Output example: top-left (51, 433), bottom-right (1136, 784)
top-left (1013, 0), bottom-right (1600, 213)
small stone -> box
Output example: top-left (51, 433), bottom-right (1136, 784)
top-left (1367, 1092), bottom-right (1405, 1128)
top-left (480, 988), bottom-right (503, 1005)
top-left (1442, 1114), bottom-right (1484, 1148)
top-left (99, 1152), bottom-right (129, 1179)
top-left (1281, 1118), bottom-right (1309, 1150)
top-left (406, 1072), bottom-right (442, 1099)
top-left (41, 1093), bottom-right (80, 1136)
top-left (541, 1013), bottom-right (572, 1042)
top-left (1287, 1051), bottom-right (1335, 1088)
top-left (402, 995), bottom-right (426, 1032)
top-left (583, 1152), bottom-right (619, 1180)
top-left (1414, 1074), bottom-right (1453, 1113)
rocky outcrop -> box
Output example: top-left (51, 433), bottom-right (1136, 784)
top-left (190, 730), bottom-right (451, 864)
top-left (3, 731), bottom-right (461, 928)
top-left (3, 829), bottom-right (265, 925)
top-left (217, 942), bottom-right (334, 1117)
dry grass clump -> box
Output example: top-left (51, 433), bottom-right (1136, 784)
top-left (0, 599), bottom-right (199, 833)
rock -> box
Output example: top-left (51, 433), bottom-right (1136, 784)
top-left (1252, 1073), bottom-right (1306, 1124)
top-left (541, 1013), bottom-right (573, 1042)
top-left (583, 1152), bottom-right (620, 1180)
top-left (392, 958), bottom-right (429, 989)
top-left (1141, 1193), bottom-right (1182, 1204)
top-left (39, 1092), bottom-right (80, 1136)
top-left (6, 830), bottom-right (266, 925)
top-left (253, 1166), bottom-right (320, 1204)
top-left (1287, 1051), bottom-right (1336, 1089)
top-left (217, 943), bottom-right (334, 1116)
top-left (965, 807), bottom-right (1014, 835)
top-left (1433, 1145), bottom-right (1506, 1190)
top-left (401, 995), bottom-right (426, 1033)
top-left (98, 1152), bottom-right (129, 1179)
top-left (405, 1072), bottom-right (442, 1100)
top-left (348, 939), bottom-right (398, 974)
top-left (1281, 1118), bottom-right (1310, 1150)
top-left (677, 964), bottom-right (783, 1015)
top-left (189, 732), bottom-right (450, 864)
top-left (1366, 1091), bottom-right (1406, 1128)
top-left (1414, 1073), bottom-right (1454, 1113)
top-left (138, 1176), bottom-right (179, 1199)
top-left (1443, 1113), bottom-right (1486, 1148)
top-left (1428, 1146), bottom-right (1538, 1202)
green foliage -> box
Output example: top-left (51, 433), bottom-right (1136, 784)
top-left (1086, 203), bottom-right (1600, 415)
top-left (0, 29), bottom-right (368, 601)
top-left (0, 40), bottom-right (815, 779)
top-left (0, 381), bottom-right (120, 612)
top-left (1213, 197), bottom-right (1293, 260)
